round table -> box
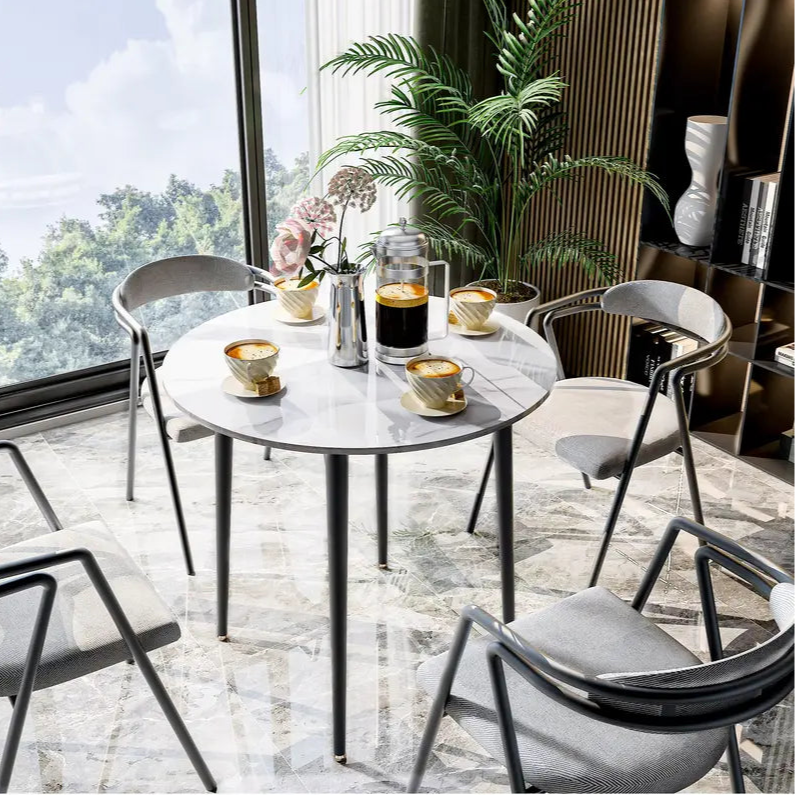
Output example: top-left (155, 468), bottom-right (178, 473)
top-left (161, 297), bottom-right (556, 761)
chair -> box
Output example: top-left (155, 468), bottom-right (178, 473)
top-left (409, 515), bottom-right (794, 794)
top-left (112, 255), bottom-right (273, 576)
top-left (466, 280), bottom-right (732, 587)
top-left (0, 441), bottom-right (215, 792)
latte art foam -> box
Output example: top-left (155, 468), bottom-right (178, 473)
top-left (227, 342), bottom-right (278, 360)
top-left (452, 289), bottom-right (493, 303)
top-left (407, 358), bottom-right (460, 378)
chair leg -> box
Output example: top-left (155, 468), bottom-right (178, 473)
top-left (263, 446), bottom-right (272, 461)
top-left (126, 340), bottom-right (140, 502)
top-left (155, 423), bottom-right (195, 577)
top-left (587, 465), bottom-right (636, 588)
top-left (726, 728), bottom-right (746, 793)
top-left (466, 444), bottom-right (494, 534)
top-left (678, 428), bottom-right (705, 525)
top-left (375, 454), bottom-right (388, 568)
top-left (408, 617), bottom-right (472, 792)
top-left (487, 647), bottom-right (525, 793)
top-left (581, 473), bottom-right (592, 490)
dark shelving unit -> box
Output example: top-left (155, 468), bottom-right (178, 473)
top-left (630, 0), bottom-right (794, 484)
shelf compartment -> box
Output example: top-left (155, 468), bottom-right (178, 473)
top-left (755, 285), bottom-right (794, 364)
top-left (740, 366), bottom-right (795, 460)
top-left (636, 245), bottom-right (709, 290)
top-left (706, 268), bottom-right (763, 357)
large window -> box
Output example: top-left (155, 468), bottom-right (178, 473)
top-left (0, 0), bottom-right (244, 386)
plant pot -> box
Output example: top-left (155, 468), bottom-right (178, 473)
top-left (467, 279), bottom-right (540, 324)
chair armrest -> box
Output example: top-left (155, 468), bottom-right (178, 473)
top-left (633, 516), bottom-right (793, 614)
top-left (524, 287), bottom-right (608, 329)
top-left (0, 442), bottom-right (62, 532)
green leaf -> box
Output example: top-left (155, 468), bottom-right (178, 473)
top-left (521, 228), bottom-right (619, 284)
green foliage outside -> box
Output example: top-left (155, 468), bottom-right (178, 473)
top-left (0, 150), bottom-right (308, 387)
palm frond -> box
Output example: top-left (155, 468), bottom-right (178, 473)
top-left (412, 217), bottom-right (493, 271)
top-left (496, 1), bottom-right (579, 92)
top-left (521, 229), bottom-right (619, 284)
top-left (468, 75), bottom-right (565, 162)
top-left (516, 154), bottom-right (670, 213)
top-left (321, 34), bottom-right (473, 113)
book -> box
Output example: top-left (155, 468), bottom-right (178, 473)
top-left (741, 177), bottom-right (763, 263)
top-left (752, 174), bottom-right (780, 269)
top-left (713, 168), bottom-right (762, 264)
top-left (747, 179), bottom-right (769, 266)
top-left (774, 341), bottom-right (795, 369)
top-left (666, 333), bottom-right (698, 406)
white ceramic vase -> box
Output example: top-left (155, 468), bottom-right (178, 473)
top-left (467, 280), bottom-right (540, 324)
top-left (673, 115), bottom-right (728, 247)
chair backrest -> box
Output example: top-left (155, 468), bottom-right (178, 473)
top-left (595, 582), bottom-right (794, 719)
top-left (601, 280), bottom-right (728, 343)
top-left (117, 255), bottom-right (255, 312)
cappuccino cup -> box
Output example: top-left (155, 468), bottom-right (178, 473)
top-left (450, 286), bottom-right (497, 330)
top-left (224, 339), bottom-right (279, 389)
top-left (405, 356), bottom-right (475, 409)
top-left (272, 277), bottom-right (319, 319)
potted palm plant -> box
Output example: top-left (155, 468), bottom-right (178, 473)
top-left (316, 0), bottom-right (668, 320)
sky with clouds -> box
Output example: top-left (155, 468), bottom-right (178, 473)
top-left (0, 0), bottom-right (308, 270)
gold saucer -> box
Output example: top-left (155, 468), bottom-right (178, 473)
top-left (222, 375), bottom-right (286, 399)
top-left (400, 389), bottom-right (467, 417)
top-left (273, 305), bottom-right (326, 325)
top-left (449, 317), bottom-right (500, 336)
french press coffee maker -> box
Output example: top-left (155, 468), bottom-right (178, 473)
top-left (373, 219), bottom-right (449, 364)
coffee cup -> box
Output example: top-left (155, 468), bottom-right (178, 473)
top-left (224, 339), bottom-right (279, 389)
top-left (405, 356), bottom-right (475, 409)
top-left (262, 277), bottom-right (319, 319)
top-left (450, 286), bottom-right (497, 330)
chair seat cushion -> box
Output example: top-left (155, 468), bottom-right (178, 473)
top-left (526, 377), bottom-right (681, 479)
top-left (417, 587), bottom-right (728, 793)
top-left (141, 369), bottom-right (212, 443)
top-left (0, 522), bottom-right (180, 696)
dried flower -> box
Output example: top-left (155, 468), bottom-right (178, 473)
top-left (269, 218), bottom-right (311, 276)
top-left (327, 166), bottom-right (377, 212)
top-left (290, 196), bottom-right (337, 236)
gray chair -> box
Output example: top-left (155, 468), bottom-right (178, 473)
top-left (0, 441), bottom-right (215, 792)
top-left (112, 255), bottom-right (272, 576)
top-left (410, 516), bottom-right (794, 794)
top-left (467, 280), bottom-right (732, 587)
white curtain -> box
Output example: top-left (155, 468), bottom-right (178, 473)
top-left (305, 0), bottom-right (416, 261)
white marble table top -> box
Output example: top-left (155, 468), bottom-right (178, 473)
top-left (161, 298), bottom-right (557, 455)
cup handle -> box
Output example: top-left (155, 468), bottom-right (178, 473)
top-left (459, 365), bottom-right (476, 388)
top-left (427, 260), bottom-right (450, 340)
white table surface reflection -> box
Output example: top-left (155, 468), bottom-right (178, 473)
top-left (161, 298), bottom-right (557, 454)
top-left (160, 296), bottom-right (556, 764)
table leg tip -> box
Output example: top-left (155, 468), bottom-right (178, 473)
top-left (217, 634), bottom-right (230, 642)
top-left (334, 754), bottom-right (348, 765)
top-left (378, 563), bottom-right (389, 570)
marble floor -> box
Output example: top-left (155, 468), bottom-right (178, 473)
top-left (0, 408), bottom-right (792, 793)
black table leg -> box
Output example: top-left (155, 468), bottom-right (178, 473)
top-left (493, 426), bottom-right (514, 623)
top-left (375, 454), bottom-right (388, 569)
top-left (325, 453), bottom-right (349, 763)
top-left (215, 433), bottom-right (233, 641)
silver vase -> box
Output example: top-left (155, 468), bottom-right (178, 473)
top-left (327, 269), bottom-right (368, 367)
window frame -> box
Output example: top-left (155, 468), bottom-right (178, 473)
top-left (0, 0), bottom-right (267, 429)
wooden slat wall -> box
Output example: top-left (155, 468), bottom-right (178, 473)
top-left (512, 0), bottom-right (664, 377)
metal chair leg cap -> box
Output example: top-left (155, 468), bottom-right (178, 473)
top-left (334, 754), bottom-right (347, 765)
top-left (378, 563), bottom-right (389, 570)
top-left (217, 635), bottom-right (230, 642)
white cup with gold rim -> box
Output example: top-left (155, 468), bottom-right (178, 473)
top-left (405, 356), bottom-right (475, 409)
top-left (224, 339), bottom-right (280, 390)
top-left (450, 286), bottom-right (497, 330)
top-left (258, 277), bottom-right (319, 319)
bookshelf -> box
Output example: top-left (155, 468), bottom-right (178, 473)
top-left (631, 0), bottom-right (794, 484)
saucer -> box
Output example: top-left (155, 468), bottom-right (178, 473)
top-left (222, 375), bottom-right (286, 399)
top-left (400, 389), bottom-right (467, 417)
top-left (449, 316), bottom-right (500, 336)
top-left (274, 305), bottom-right (326, 325)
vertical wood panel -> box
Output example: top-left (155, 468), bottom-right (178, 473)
top-left (512, 0), bottom-right (664, 377)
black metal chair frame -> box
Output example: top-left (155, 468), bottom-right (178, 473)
top-left (409, 515), bottom-right (794, 793)
top-left (112, 258), bottom-right (274, 576)
top-left (465, 287), bottom-right (733, 587)
top-left (0, 441), bottom-right (216, 793)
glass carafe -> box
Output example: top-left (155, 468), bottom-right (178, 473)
top-left (373, 219), bottom-right (449, 364)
